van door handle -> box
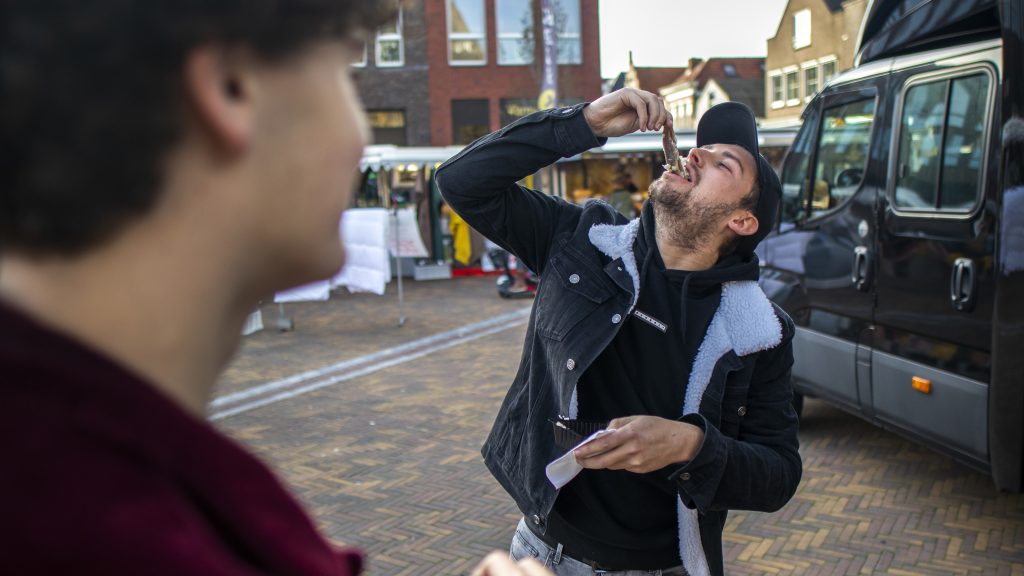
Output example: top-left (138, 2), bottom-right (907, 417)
top-left (852, 246), bottom-right (870, 292)
top-left (951, 257), bottom-right (976, 312)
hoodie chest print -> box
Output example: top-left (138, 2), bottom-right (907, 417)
top-left (632, 308), bottom-right (668, 333)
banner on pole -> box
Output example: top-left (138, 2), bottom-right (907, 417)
top-left (539, 0), bottom-right (558, 111)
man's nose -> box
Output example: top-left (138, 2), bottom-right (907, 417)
top-left (688, 148), bottom-right (704, 167)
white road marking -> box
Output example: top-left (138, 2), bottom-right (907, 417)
top-left (209, 308), bottom-right (530, 421)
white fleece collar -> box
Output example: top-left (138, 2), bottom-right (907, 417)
top-left (587, 220), bottom-right (781, 351)
top-left (587, 218), bottom-right (641, 308)
top-left (585, 220), bottom-right (783, 576)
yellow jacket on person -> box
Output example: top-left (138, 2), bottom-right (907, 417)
top-left (448, 209), bottom-right (472, 266)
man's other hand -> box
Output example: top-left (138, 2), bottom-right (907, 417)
top-left (583, 88), bottom-right (673, 138)
top-left (471, 552), bottom-right (553, 576)
top-left (574, 415), bottom-right (704, 474)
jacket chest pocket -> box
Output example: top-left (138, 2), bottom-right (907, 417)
top-left (701, 358), bottom-right (750, 438)
top-left (535, 251), bottom-right (615, 341)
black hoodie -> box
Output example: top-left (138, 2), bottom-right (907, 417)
top-left (546, 202), bottom-right (760, 570)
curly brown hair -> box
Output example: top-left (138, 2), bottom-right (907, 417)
top-left (0, 0), bottom-right (396, 256)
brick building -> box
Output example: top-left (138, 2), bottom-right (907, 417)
top-left (425, 0), bottom-right (603, 145)
top-left (354, 2), bottom-right (432, 146)
top-left (764, 0), bottom-right (868, 126)
top-left (354, 0), bottom-right (602, 147)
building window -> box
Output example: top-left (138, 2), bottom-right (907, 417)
top-left (448, 0), bottom-right (486, 65)
top-left (723, 64), bottom-right (736, 77)
top-left (368, 110), bottom-right (407, 145)
top-left (804, 65), bottom-right (819, 99)
top-left (793, 9), bottom-right (811, 50)
top-left (770, 74), bottom-right (784, 108)
top-left (557, 0), bottom-right (582, 65)
top-left (499, 97), bottom-right (582, 127)
top-left (821, 59), bottom-right (837, 83)
top-left (452, 99), bottom-right (490, 144)
top-left (376, 9), bottom-right (403, 67)
top-left (500, 98), bottom-right (539, 126)
top-left (497, 0), bottom-right (534, 65)
top-left (785, 70), bottom-right (800, 104)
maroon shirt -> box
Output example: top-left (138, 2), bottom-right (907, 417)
top-left (0, 300), bottom-right (363, 575)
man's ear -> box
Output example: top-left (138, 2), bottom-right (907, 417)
top-left (182, 46), bottom-right (254, 154)
top-left (727, 212), bottom-right (759, 238)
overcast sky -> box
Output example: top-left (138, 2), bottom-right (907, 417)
top-left (599, 0), bottom-right (790, 78)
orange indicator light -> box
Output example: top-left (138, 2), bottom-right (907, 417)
top-left (912, 376), bottom-right (932, 394)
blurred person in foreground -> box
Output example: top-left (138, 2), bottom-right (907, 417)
top-left (0, 2), bottom-right (548, 574)
top-left (436, 89), bottom-right (801, 576)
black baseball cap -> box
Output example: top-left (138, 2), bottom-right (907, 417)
top-left (695, 101), bottom-right (781, 256)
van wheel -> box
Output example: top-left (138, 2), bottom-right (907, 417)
top-left (792, 392), bottom-right (804, 419)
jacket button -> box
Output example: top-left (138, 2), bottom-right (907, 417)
top-left (566, 359), bottom-right (576, 371)
top-left (612, 314), bottom-right (622, 324)
top-left (738, 406), bottom-right (747, 416)
top-left (569, 273), bottom-right (580, 284)
top-left (680, 472), bottom-right (691, 481)
top-left (532, 514), bottom-right (544, 525)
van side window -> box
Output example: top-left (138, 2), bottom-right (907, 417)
top-left (895, 73), bottom-right (990, 213)
top-left (810, 99), bottom-right (875, 218)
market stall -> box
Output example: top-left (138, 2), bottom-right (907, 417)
top-left (357, 144), bottom-right (463, 267)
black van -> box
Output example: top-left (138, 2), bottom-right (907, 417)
top-left (759, 0), bottom-right (1024, 492)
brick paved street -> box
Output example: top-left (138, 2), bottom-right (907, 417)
top-left (214, 276), bottom-right (1024, 575)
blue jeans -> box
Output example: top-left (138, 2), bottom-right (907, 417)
top-left (509, 518), bottom-right (688, 576)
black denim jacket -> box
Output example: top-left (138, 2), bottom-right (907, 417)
top-left (435, 104), bottom-right (801, 576)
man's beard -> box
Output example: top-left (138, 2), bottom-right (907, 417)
top-left (649, 178), bottom-right (740, 254)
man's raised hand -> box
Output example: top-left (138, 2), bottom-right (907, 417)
top-left (583, 88), bottom-right (673, 139)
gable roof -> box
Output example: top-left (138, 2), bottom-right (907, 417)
top-left (662, 57), bottom-right (764, 92)
top-left (632, 67), bottom-right (688, 92)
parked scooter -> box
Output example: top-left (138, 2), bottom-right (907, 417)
top-left (488, 248), bottom-right (538, 299)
